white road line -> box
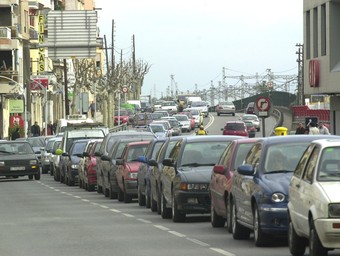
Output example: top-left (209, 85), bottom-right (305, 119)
top-left (91, 202), bottom-right (99, 206)
top-left (186, 237), bottom-right (209, 247)
top-left (109, 209), bottom-right (121, 213)
top-left (99, 205), bottom-right (109, 209)
top-left (210, 248), bottom-right (236, 256)
top-left (66, 193), bottom-right (73, 196)
top-left (168, 231), bottom-right (186, 237)
top-left (60, 192), bottom-right (67, 194)
top-left (137, 218), bottom-right (152, 224)
top-left (73, 196), bottom-right (81, 199)
top-left (53, 189), bottom-right (60, 192)
top-left (82, 199), bottom-right (90, 202)
top-left (122, 213), bottom-right (134, 218)
top-left (154, 225), bottom-right (170, 231)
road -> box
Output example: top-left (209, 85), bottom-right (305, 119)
top-left (1, 112), bottom-right (339, 256)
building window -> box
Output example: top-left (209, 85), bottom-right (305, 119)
top-left (313, 7), bottom-right (318, 58)
top-left (24, 10), bottom-right (28, 33)
top-left (321, 4), bottom-right (326, 56)
top-left (306, 10), bottom-right (311, 60)
top-left (30, 15), bottom-right (34, 27)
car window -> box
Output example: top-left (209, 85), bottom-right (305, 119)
top-left (303, 146), bottom-right (320, 182)
top-left (70, 141), bottom-right (88, 155)
top-left (226, 123), bottom-right (244, 130)
top-left (233, 143), bottom-right (256, 170)
top-left (127, 145), bottom-right (148, 161)
top-left (294, 144), bottom-right (314, 178)
top-left (317, 146), bottom-right (340, 181)
top-left (244, 143), bottom-right (262, 169)
top-left (151, 141), bottom-right (164, 160)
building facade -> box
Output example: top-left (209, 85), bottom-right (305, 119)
top-left (303, 0), bottom-right (340, 134)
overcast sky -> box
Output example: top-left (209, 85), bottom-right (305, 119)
top-left (95, 0), bottom-right (303, 99)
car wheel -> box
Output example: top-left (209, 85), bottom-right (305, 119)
top-left (109, 184), bottom-right (117, 199)
top-left (138, 184), bottom-right (146, 206)
top-left (104, 187), bottom-right (110, 197)
top-left (172, 193), bottom-right (185, 222)
top-left (217, 112), bottom-right (220, 116)
top-left (309, 220), bottom-right (327, 256)
top-left (161, 193), bottom-right (172, 219)
top-left (231, 198), bottom-right (250, 240)
top-left (50, 165), bottom-right (54, 176)
top-left (254, 204), bottom-right (269, 246)
top-left (226, 197), bottom-right (232, 233)
top-left (79, 178), bottom-right (83, 188)
top-left (145, 185), bottom-right (151, 209)
top-left (34, 171), bottom-right (41, 180)
top-left (288, 218), bottom-right (306, 256)
top-left (97, 182), bottom-right (103, 193)
top-left (156, 190), bottom-right (161, 215)
top-left (28, 174), bottom-right (33, 180)
top-left (232, 113), bottom-right (235, 116)
top-left (211, 203), bottom-right (225, 227)
top-left (118, 185), bottom-right (124, 202)
top-left (88, 184), bottom-right (95, 192)
top-left (150, 188), bottom-right (157, 212)
top-left (123, 183), bottom-right (132, 203)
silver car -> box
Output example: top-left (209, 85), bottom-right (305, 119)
top-left (241, 114), bottom-right (260, 131)
top-left (216, 101), bottom-right (235, 116)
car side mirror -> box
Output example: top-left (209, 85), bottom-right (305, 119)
top-left (162, 158), bottom-right (174, 167)
top-left (212, 165), bottom-right (225, 175)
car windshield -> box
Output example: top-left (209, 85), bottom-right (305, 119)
top-left (317, 146), bottom-right (340, 181)
top-left (191, 101), bottom-right (206, 107)
top-left (242, 115), bottom-right (257, 121)
top-left (174, 115), bottom-right (188, 121)
top-left (264, 143), bottom-right (309, 173)
top-left (0, 142), bottom-right (34, 154)
top-left (70, 141), bottom-right (88, 155)
top-left (26, 137), bottom-right (45, 147)
top-left (181, 141), bottom-right (230, 167)
top-left (127, 145), bottom-right (148, 161)
top-left (150, 125), bottom-right (164, 133)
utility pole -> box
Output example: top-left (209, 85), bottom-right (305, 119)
top-left (296, 43), bottom-right (304, 105)
top-left (132, 34), bottom-right (137, 99)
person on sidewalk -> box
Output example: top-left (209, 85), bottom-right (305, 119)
top-left (309, 122), bottom-right (320, 135)
top-left (30, 121), bottom-right (41, 137)
top-left (319, 122), bottom-right (330, 135)
top-left (295, 122), bottom-right (306, 134)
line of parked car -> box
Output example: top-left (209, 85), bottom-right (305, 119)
top-left (4, 123), bottom-right (340, 256)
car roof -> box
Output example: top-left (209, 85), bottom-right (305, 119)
top-left (181, 135), bottom-right (244, 143)
top-left (257, 135), bottom-right (340, 146)
top-left (309, 138), bottom-right (340, 147)
top-left (225, 121), bottom-right (245, 124)
top-left (126, 140), bottom-right (151, 146)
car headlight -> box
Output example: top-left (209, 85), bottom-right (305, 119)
top-left (71, 164), bottom-right (79, 169)
top-left (329, 204), bottom-right (340, 218)
top-left (127, 172), bottom-right (138, 179)
top-left (180, 183), bottom-right (209, 191)
top-left (30, 160), bottom-right (37, 165)
top-left (272, 193), bottom-right (285, 202)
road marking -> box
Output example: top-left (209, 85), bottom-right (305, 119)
top-left (91, 202), bottom-right (99, 206)
top-left (168, 231), bottom-right (186, 237)
top-left (109, 209), bottom-right (121, 213)
top-left (66, 193), bottom-right (73, 196)
top-left (154, 225), bottom-right (170, 231)
top-left (54, 189), bottom-right (60, 192)
top-left (123, 213), bottom-right (134, 218)
top-left (81, 199), bottom-right (90, 202)
top-left (186, 237), bottom-right (209, 247)
top-left (73, 196), bottom-right (81, 199)
top-left (60, 191), bottom-right (67, 194)
top-left (137, 218), bottom-right (152, 224)
top-left (210, 248), bottom-right (236, 256)
top-left (99, 205), bottom-right (109, 209)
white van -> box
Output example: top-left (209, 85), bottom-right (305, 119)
top-left (56, 114), bottom-right (94, 135)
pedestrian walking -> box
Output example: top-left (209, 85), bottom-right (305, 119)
top-left (89, 101), bottom-right (95, 118)
top-left (30, 121), bottom-right (41, 137)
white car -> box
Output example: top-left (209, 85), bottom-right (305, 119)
top-left (288, 138), bottom-right (340, 256)
top-left (160, 101), bottom-right (177, 114)
top-left (173, 114), bottom-right (191, 132)
top-left (188, 101), bottom-right (209, 117)
top-left (241, 114), bottom-right (260, 131)
top-left (183, 108), bottom-right (202, 127)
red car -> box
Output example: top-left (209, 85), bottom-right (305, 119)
top-left (221, 121), bottom-right (248, 137)
top-left (114, 109), bottom-right (130, 125)
top-left (209, 138), bottom-right (259, 231)
top-left (116, 141), bottom-right (150, 203)
top-left (82, 139), bottom-right (102, 191)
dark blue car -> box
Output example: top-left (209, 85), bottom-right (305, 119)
top-left (230, 135), bottom-right (339, 247)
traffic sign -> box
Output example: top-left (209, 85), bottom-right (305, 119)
top-left (122, 87), bottom-right (128, 93)
top-left (256, 96), bottom-right (271, 111)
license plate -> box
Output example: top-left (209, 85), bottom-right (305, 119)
top-left (10, 166), bottom-right (25, 171)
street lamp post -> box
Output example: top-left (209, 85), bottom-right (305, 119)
top-left (0, 75), bottom-right (28, 138)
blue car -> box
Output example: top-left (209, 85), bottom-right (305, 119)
top-left (230, 135), bottom-right (339, 247)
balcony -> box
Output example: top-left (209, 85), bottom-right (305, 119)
top-left (0, 0), bottom-right (19, 6)
top-left (29, 27), bottom-right (38, 40)
top-left (0, 27), bottom-right (11, 39)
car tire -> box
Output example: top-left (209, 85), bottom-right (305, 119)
top-left (211, 203), bottom-right (225, 227)
top-left (231, 198), bottom-right (250, 240)
top-left (28, 175), bottom-right (33, 180)
top-left (145, 185), bottom-right (151, 209)
top-left (123, 183), bottom-right (132, 203)
top-left (232, 113), bottom-right (235, 116)
top-left (156, 191), bottom-right (161, 215)
top-left (109, 184), bottom-right (117, 199)
top-left (34, 172), bottom-right (41, 180)
top-left (217, 112), bottom-right (220, 116)
top-left (79, 178), bottom-right (83, 188)
top-left (172, 193), bottom-right (185, 222)
top-left (309, 220), bottom-right (327, 256)
top-left (118, 185), bottom-right (124, 202)
top-left (161, 193), bottom-right (172, 219)
top-left (104, 188), bottom-right (110, 197)
top-left (138, 184), bottom-right (146, 206)
top-left (150, 188), bottom-right (157, 212)
top-left (254, 204), bottom-right (269, 246)
top-left (226, 197), bottom-right (232, 233)
top-left (288, 218), bottom-right (306, 256)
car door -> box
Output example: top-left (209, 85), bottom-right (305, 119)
top-left (292, 145), bottom-right (320, 235)
top-left (234, 142), bottom-right (262, 225)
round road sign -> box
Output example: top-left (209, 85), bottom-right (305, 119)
top-left (256, 96), bottom-right (271, 111)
